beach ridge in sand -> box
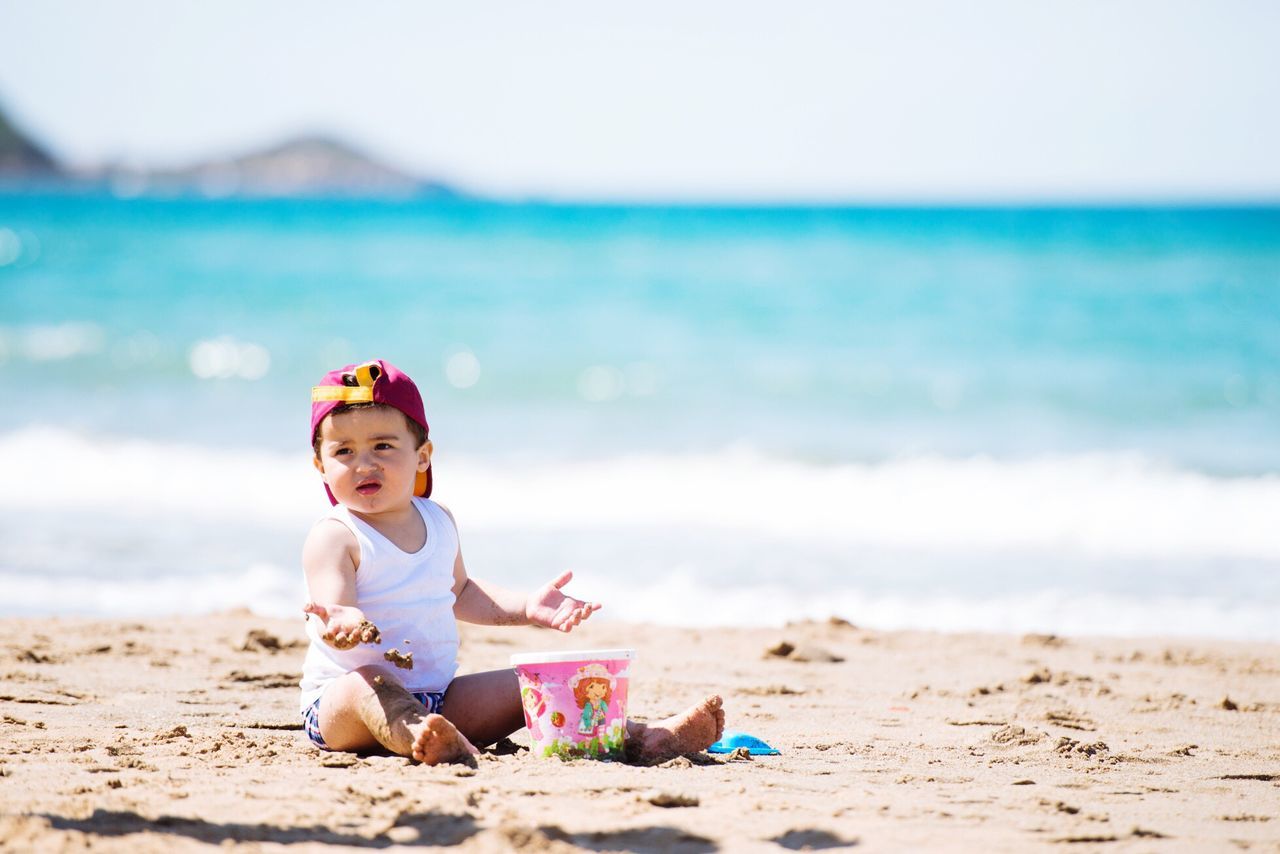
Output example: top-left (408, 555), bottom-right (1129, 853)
top-left (1, 613), bottom-right (1277, 851)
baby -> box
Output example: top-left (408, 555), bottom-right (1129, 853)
top-left (300, 359), bottom-right (724, 764)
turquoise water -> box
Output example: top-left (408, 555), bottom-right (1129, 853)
top-left (1, 194), bottom-right (1278, 635)
top-left (3, 195), bottom-right (1277, 470)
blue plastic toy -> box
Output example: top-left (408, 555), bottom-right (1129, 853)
top-left (707, 730), bottom-right (781, 755)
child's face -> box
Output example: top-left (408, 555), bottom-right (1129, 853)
top-left (313, 406), bottom-right (431, 516)
top-left (585, 680), bottom-right (607, 702)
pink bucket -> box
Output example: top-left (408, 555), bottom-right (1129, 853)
top-left (510, 649), bottom-right (634, 760)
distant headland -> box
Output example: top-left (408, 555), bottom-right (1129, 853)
top-left (0, 102), bottom-right (459, 199)
top-left (0, 106), bottom-right (60, 177)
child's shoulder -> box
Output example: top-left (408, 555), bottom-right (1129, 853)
top-left (416, 496), bottom-right (458, 526)
top-left (302, 515), bottom-right (359, 562)
top-left (425, 497), bottom-right (452, 516)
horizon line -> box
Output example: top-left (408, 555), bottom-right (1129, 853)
top-left (2, 180), bottom-right (1280, 211)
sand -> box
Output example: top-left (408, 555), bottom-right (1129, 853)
top-left (1, 612), bottom-right (1278, 852)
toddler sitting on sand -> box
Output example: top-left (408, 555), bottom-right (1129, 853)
top-left (299, 359), bottom-right (724, 764)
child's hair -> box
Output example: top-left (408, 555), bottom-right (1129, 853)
top-left (312, 402), bottom-right (429, 458)
top-left (572, 677), bottom-right (612, 708)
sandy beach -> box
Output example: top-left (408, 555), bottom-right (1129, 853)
top-left (1, 612), bottom-right (1277, 852)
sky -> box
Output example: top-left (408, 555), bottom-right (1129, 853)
top-left (1, 0), bottom-right (1279, 202)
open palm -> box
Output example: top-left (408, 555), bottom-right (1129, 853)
top-left (525, 571), bottom-right (601, 632)
top-left (302, 602), bottom-right (374, 649)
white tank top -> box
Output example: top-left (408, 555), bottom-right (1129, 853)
top-left (299, 497), bottom-right (460, 711)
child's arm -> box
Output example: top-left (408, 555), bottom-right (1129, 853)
top-left (301, 519), bottom-right (372, 649)
top-left (440, 505), bottom-right (601, 632)
top-left (454, 562), bottom-right (601, 631)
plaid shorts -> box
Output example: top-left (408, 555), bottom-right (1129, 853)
top-left (302, 689), bottom-right (446, 751)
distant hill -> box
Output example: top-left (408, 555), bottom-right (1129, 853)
top-left (93, 135), bottom-right (458, 199)
top-left (0, 106), bottom-right (60, 176)
top-left (0, 101), bottom-right (457, 198)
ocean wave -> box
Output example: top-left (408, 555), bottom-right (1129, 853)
top-left (4, 425), bottom-right (1275, 639)
top-left (1, 563), bottom-right (304, 620)
top-left (2, 562), bottom-right (1273, 642)
top-left (585, 571), bottom-right (1280, 642)
top-left (2, 426), bottom-right (1278, 563)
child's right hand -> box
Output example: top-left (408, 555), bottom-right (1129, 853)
top-left (302, 602), bottom-right (379, 650)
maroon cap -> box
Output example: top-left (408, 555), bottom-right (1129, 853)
top-left (311, 359), bottom-right (431, 504)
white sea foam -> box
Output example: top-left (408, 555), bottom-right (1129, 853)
top-left (1, 563), bottom-right (305, 620)
top-left (445, 447), bottom-right (1280, 563)
top-left (3, 426), bottom-right (1278, 561)
top-left (188, 336), bottom-right (272, 380)
top-left (3, 562), bottom-right (1272, 642)
top-left (581, 571), bottom-right (1280, 642)
top-left (2, 427), bottom-right (1277, 637)
top-left (0, 427), bottom-right (324, 525)
top-left (0, 322), bottom-right (105, 362)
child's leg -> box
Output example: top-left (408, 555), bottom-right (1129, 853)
top-left (318, 665), bottom-right (477, 764)
top-left (438, 668), bottom-right (526, 747)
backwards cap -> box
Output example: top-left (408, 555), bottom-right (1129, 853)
top-left (311, 359), bottom-right (431, 505)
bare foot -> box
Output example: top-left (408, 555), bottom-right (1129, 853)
top-left (409, 713), bottom-right (480, 766)
top-left (355, 674), bottom-right (477, 765)
top-left (626, 695), bottom-right (725, 765)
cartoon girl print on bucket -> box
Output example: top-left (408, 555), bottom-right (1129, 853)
top-left (570, 663), bottom-right (615, 738)
top-left (520, 674), bottom-right (547, 742)
top-left (510, 649), bottom-right (633, 760)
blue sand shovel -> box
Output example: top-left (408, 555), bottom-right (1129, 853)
top-left (707, 731), bottom-right (781, 755)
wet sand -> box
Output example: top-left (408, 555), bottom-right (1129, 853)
top-left (1, 613), bottom-right (1277, 852)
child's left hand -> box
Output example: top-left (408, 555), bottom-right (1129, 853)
top-left (525, 570), bottom-right (602, 633)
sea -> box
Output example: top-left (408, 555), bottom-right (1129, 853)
top-left (1, 194), bottom-right (1277, 640)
